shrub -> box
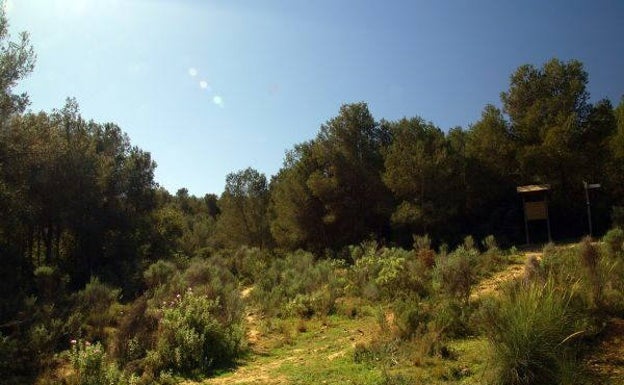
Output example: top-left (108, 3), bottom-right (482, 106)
top-left (603, 227), bottom-right (624, 257)
top-left (392, 298), bottom-right (427, 340)
top-left (143, 261), bottom-right (177, 289)
top-left (67, 339), bottom-right (133, 385)
top-left (34, 265), bottom-right (68, 304)
top-left (523, 254), bottom-right (544, 284)
top-left (413, 235), bottom-right (435, 268)
top-left (68, 278), bottom-right (121, 342)
top-left (482, 279), bottom-right (584, 385)
top-left (147, 291), bottom-right (244, 377)
top-left (252, 250), bottom-right (343, 318)
top-left (434, 246), bottom-right (476, 304)
top-left (348, 246), bottom-right (430, 302)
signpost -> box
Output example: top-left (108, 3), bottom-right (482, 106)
top-left (583, 182), bottom-right (601, 237)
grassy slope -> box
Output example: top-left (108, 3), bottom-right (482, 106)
top-left (189, 255), bottom-right (527, 385)
top-left (197, 314), bottom-right (490, 385)
top-left (178, 247), bottom-right (624, 385)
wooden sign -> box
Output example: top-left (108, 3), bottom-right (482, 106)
top-left (524, 201), bottom-right (548, 220)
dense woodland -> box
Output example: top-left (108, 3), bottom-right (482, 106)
top-left (2, 9), bottom-right (624, 385)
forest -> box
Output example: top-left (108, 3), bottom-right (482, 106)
top-left (2, 8), bottom-right (624, 385)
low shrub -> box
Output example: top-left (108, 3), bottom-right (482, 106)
top-left (67, 278), bottom-right (121, 343)
top-left (603, 227), bottom-right (624, 257)
top-left (67, 339), bottom-right (134, 385)
top-left (146, 291), bottom-right (244, 377)
top-left (434, 246), bottom-right (477, 304)
top-left (252, 250), bottom-right (343, 318)
top-left (348, 246), bottom-right (430, 301)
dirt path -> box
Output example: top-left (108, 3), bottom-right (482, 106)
top-left (470, 252), bottom-right (540, 300)
top-left (585, 318), bottom-right (624, 384)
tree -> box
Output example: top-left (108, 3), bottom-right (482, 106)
top-left (270, 142), bottom-right (327, 251)
top-left (501, 59), bottom-right (595, 237)
top-left (501, 59), bottom-right (589, 187)
top-left (0, 7), bottom-right (35, 121)
top-left (464, 106), bottom-right (519, 241)
top-left (305, 103), bottom-right (391, 248)
top-left (215, 168), bottom-right (271, 248)
top-left (383, 117), bottom-right (460, 241)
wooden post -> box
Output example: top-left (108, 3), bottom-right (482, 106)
top-left (545, 194), bottom-right (552, 242)
top-left (522, 195), bottom-right (530, 244)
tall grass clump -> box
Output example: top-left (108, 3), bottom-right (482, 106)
top-left (483, 279), bottom-right (584, 385)
top-left (579, 237), bottom-right (602, 307)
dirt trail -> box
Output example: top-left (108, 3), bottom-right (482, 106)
top-left (470, 252), bottom-right (541, 300)
top-left (586, 318), bottom-right (624, 384)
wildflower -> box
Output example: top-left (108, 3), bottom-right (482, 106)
top-left (176, 293), bottom-right (181, 299)
top-left (85, 341), bottom-right (91, 346)
top-left (70, 339), bottom-right (77, 345)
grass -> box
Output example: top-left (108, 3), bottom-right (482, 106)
top-left (197, 312), bottom-right (493, 385)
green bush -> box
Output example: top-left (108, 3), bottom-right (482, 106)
top-left (603, 227), bottom-right (624, 257)
top-left (67, 339), bottom-right (134, 385)
top-left (252, 250), bottom-right (343, 318)
top-left (434, 246), bottom-right (476, 304)
top-left (392, 298), bottom-right (428, 340)
top-left (68, 278), bottom-right (121, 342)
top-left (147, 291), bottom-right (244, 377)
top-left (348, 246), bottom-right (430, 301)
top-left (482, 279), bottom-right (584, 385)
top-left (143, 260), bottom-right (177, 289)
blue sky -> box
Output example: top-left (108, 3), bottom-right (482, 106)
top-left (7, 0), bottom-right (624, 196)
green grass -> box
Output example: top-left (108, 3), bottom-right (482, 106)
top-left (201, 314), bottom-right (492, 385)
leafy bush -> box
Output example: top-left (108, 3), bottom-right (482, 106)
top-left (252, 250), bottom-right (344, 318)
top-left (603, 227), bottom-right (624, 257)
top-left (67, 339), bottom-right (134, 385)
top-left (434, 246), bottom-right (477, 304)
top-left (67, 278), bottom-right (121, 342)
top-left (146, 291), bottom-right (244, 377)
top-left (348, 246), bottom-right (430, 301)
top-left (143, 260), bottom-right (177, 289)
top-left (34, 265), bottom-right (68, 304)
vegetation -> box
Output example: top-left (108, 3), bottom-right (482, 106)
top-left (0, 6), bottom-right (623, 385)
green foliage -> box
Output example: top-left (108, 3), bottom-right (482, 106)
top-left (348, 244), bottom-right (431, 301)
top-left (434, 246), bottom-right (477, 304)
top-left (214, 167), bottom-right (271, 249)
top-left (2, 5), bottom-right (624, 381)
top-left (603, 227), bottom-right (624, 256)
top-left (68, 340), bottom-right (134, 385)
top-left (68, 277), bottom-right (121, 342)
top-left (252, 250), bottom-right (344, 318)
top-left (383, 117), bottom-right (461, 238)
top-left (143, 260), bottom-right (177, 289)
top-left (148, 292), bottom-right (243, 377)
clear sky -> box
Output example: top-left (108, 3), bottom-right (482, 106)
top-left (6, 0), bottom-right (624, 196)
